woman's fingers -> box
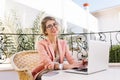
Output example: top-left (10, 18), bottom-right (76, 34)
top-left (82, 59), bottom-right (88, 66)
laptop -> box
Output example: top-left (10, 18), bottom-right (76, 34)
top-left (64, 40), bottom-right (110, 74)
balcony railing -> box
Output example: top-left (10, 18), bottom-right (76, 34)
top-left (0, 30), bottom-right (120, 63)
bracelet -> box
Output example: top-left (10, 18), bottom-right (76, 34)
top-left (59, 64), bottom-right (63, 70)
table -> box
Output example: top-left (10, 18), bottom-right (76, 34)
top-left (42, 67), bottom-right (120, 80)
top-left (0, 64), bottom-right (18, 80)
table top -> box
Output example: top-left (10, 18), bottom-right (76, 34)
top-left (42, 67), bottom-right (120, 80)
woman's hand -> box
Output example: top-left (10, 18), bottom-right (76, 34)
top-left (69, 59), bottom-right (88, 69)
top-left (63, 61), bottom-right (85, 70)
top-left (54, 59), bottom-right (88, 70)
top-left (82, 59), bottom-right (88, 67)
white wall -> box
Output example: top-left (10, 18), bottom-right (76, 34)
top-left (92, 7), bottom-right (120, 32)
top-left (92, 6), bottom-right (120, 44)
top-left (0, 0), bottom-right (5, 21)
top-left (11, 0), bottom-right (98, 32)
top-left (5, 0), bottom-right (40, 28)
top-left (12, 0), bottom-right (63, 19)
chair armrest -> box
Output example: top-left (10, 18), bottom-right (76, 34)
top-left (16, 69), bottom-right (34, 80)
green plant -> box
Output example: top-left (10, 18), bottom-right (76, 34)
top-left (109, 45), bottom-right (120, 63)
top-left (0, 18), bottom-right (3, 26)
top-left (33, 11), bottom-right (45, 34)
top-left (2, 34), bottom-right (16, 58)
top-left (0, 16), bottom-right (16, 59)
top-left (17, 11), bottom-right (45, 51)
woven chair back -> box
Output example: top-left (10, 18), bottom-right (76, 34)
top-left (13, 50), bottom-right (40, 71)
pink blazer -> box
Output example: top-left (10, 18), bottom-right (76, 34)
top-left (32, 38), bottom-right (77, 78)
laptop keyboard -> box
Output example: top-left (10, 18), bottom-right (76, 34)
top-left (72, 68), bottom-right (88, 72)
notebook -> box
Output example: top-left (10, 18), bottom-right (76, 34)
top-left (64, 40), bottom-right (110, 74)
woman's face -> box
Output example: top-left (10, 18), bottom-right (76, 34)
top-left (45, 20), bottom-right (59, 37)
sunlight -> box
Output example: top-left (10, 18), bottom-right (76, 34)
top-left (0, 0), bottom-right (5, 20)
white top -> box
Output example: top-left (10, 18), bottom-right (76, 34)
top-left (42, 67), bottom-right (120, 80)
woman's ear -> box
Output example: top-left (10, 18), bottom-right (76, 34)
top-left (45, 31), bottom-right (48, 35)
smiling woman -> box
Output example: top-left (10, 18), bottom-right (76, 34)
top-left (32, 16), bottom-right (87, 80)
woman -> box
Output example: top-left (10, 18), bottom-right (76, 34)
top-left (32, 16), bottom-right (87, 80)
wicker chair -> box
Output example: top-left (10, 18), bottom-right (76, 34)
top-left (10, 50), bottom-right (40, 80)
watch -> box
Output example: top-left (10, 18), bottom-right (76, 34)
top-left (59, 64), bottom-right (63, 70)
